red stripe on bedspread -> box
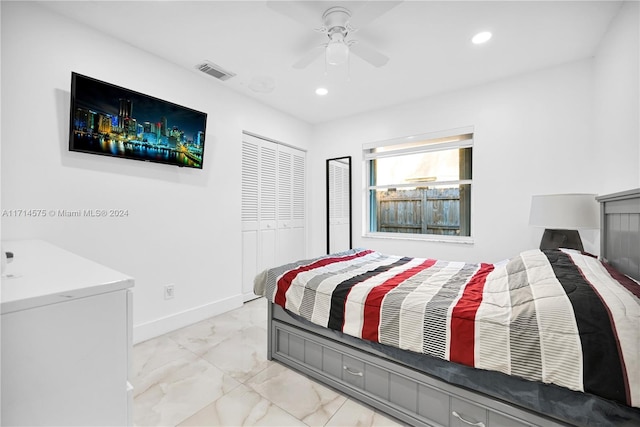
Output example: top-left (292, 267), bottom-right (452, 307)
top-left (449, 263), bottom-right (494, 366)
top-left (361, 259), bottom-right (437, 341)
top-left (602, 261), bottom-right (640, 299)
top-left (274, 250), bottom-right (374, 307)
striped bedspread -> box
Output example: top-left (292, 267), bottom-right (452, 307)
top-left (255, 248), bottom-right (640, 408)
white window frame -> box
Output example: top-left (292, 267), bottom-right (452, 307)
top-left (363, 126), bottom-right (474, 244)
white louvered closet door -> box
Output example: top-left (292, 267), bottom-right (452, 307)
top-left (258, 142), bottom-right (278, 273)
top-left (276, 145), bottom-right (306, 266)
top-left (241, 133), bottom-right (306, 300)
top-left (241, 137), bottom-right (260, 299)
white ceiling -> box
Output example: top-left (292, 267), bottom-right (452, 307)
top-left (38, 0), bottom-right (623, 124)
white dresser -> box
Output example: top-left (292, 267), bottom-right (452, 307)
top-left (1, 240), bottom-right (134, 426)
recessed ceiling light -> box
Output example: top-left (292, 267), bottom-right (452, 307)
top-left (472, 31), bottom-right (492, 45)
top-left (315, 87), bottom-right (328, 96)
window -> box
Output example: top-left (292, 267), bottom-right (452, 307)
top-left (364, 127), bottom-right (473, 241)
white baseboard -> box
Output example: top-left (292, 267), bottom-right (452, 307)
top-left (132, 294), bottom-right (244, 344)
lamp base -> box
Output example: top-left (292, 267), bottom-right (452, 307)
top-left (540, 229), bottom-right (583, 251)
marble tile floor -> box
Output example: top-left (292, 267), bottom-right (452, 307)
top-left (133, 297), bottom-right (406, 427)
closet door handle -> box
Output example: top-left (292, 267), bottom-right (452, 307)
top-left (452, 411), bottom-right (485, 427)
top-left (343, 366), bottom-right (363, 377)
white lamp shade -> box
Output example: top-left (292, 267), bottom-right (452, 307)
top-left (529, 194), bottom-right (599, 229)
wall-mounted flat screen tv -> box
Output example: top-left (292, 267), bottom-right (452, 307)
top-left (69, 72), bottom-right (207, 169)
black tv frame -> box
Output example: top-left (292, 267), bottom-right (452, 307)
top-left (69, 72), bottom-right (207, 169)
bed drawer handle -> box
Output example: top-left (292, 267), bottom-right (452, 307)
top-left (343, 366), bottom-right (363, 377)
top-left (452, 411), bottom-right (485, 427)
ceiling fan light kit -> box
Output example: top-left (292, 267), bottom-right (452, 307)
top-left (270, 2), bottom-right (395, 71)
top-left (323, 7), bottom-right (352, 66)
top-left (326, 32), bottom-right (349, 65)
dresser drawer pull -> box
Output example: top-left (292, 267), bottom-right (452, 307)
top-left (343, 366), bottom-right (363, 377)
top-left (452, 411), bottom-right (485, 427)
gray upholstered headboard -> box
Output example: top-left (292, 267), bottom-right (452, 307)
top-left (596, 188), bottom-right (640, 281)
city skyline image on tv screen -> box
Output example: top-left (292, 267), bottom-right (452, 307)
top-left (69, 72), bottom-right (207, 169)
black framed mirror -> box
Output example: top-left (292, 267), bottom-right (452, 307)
top-left (326, 156), bottom-right (352, 254)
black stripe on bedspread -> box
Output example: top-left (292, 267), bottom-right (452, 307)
top-left (328, 257), bottom-right (412, 331)
top-left (544, 250), bottom-right (628, 405)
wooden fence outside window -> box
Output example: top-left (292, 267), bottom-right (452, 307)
top-left (376, 187), bottom-right (461, 235)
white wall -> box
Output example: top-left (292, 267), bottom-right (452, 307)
top-left (309, 2), bottom-right (639, 263)
top-left (2, 1), bottom-right (637, 342)
top-left (0, 2), bottom-right (312, 343)
top-left (309, 60), bottom-right (600, 263)
top-left (594, 0), bottom-right (640, 195)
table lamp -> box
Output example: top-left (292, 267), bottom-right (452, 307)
top-left (529, 193), bottom-right (599, 251)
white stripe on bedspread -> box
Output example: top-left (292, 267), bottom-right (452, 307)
top-left (522, 250), bottom-right (583, 391)
top-left (399, 261), bottom-right (464, 354)
top-left (475, 260), bottom-right (513, 374)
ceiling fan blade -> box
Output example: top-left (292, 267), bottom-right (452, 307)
top-left (293, 46), bottom-right (325, 69)
top-left (346, 1), bottom-right (403, 29)
top-left (266, 1), bottom-right (323, 29)
top-left (349, 42), bottom-right (389, 67)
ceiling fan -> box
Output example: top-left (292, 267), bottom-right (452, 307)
top-left (267, 1), bottom-right (403, 69)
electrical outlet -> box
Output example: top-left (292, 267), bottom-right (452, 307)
top-left (164, 284), bottom-right (175, 300)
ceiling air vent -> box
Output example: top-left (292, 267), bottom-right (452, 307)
top-left (196, 61), bottom-right (235, 81)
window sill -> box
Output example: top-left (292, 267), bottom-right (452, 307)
top-left (363, 232), bottom-right (474, 245)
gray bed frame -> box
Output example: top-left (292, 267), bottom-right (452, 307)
top-left (597, 188), bottom-right (640, 281)
top-left (266, 189), bottom-right (640, 427)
